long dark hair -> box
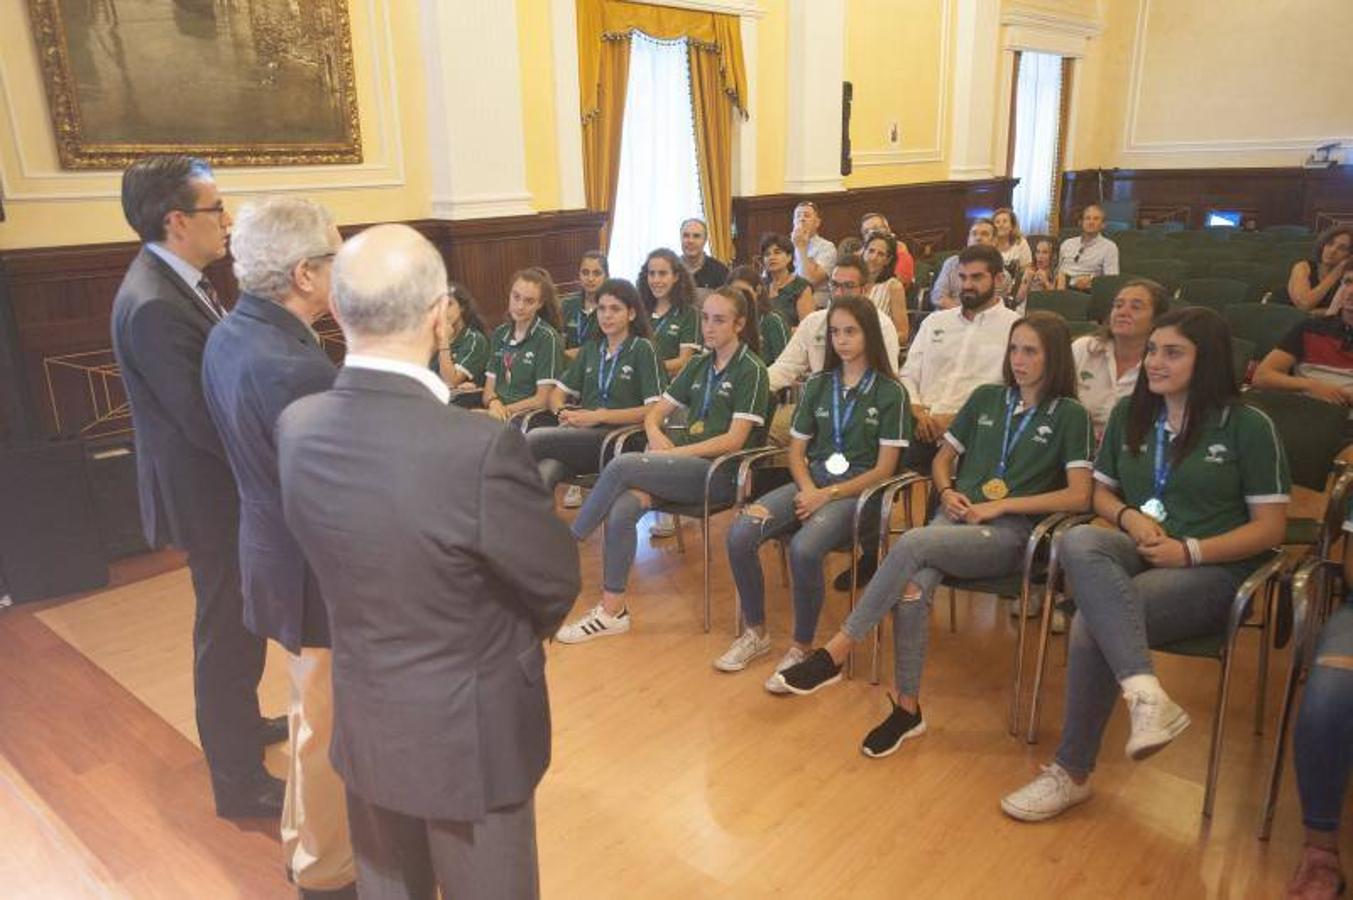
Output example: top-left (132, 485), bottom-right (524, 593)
top-left (447, 281), bottom-right (483, 334)
top-left (510, 267), bottom-right (564, 331)
top-left (822, 296), bottom-right (896, 380)
top-left (1312, 224), bottom-right (1353, 271)
top-left (637, 248), bottom-right (697, 315)
top-left (1003, 311), bottom-right (1076, 403)
top-left (727, 264), bottom-right (771, 319)
top-left (705, 285), bottom-right (760, 357)
top-left (1125, 307), bottom-right (1237, 462)
top-left (594, 277), bottom-right (652, 340)
top-left (1092, 277), bottom-right (1169, 342)
top-left (862, 229), bottom-right (899, 285)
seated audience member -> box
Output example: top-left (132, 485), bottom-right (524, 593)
top-left (561, 251), bottom-right (608, 361)
top-left (860, 211), bottom-right (916, 284)
top-left (527, 278), bottom-right (664, 509)
top-left (641, 247), bottom-right (701, 378)
top-left (201, 198), bottom-right (355, 895)
top-left (862, 229), bottom-right (911, 341)
top-left (931, 219), bottom-right (1013, 309)
top-left (681, 218), bottom-right (730, 291)
top-left (434, 281), bottom-right (490, 394)
top-left (836, 236), bottom-right (864, 260)
top-left (1285, 497), bottom-right (1353, 900)
top-left (728, 265), bottom-right (789, 365)
top-left (1056, 204), bottom-right (1120, 291)
top-left (277, 224), bottom-right (577, 899)
top-left (791, 200), bottom-right (838, 308)
top-left (719, 296), bottom-right (911, 690)
top-left (762, 232), bottom-right (815, 326)
top-left (483, 268), bottom-right (566, 422)
top-left (1001, 307), bottom-right (1289, 823)
top-left (1014, 237), bottom-right (1058, 309)
top-left (1289, 225), bottom-right (1352, 313)
top-left (1073, 279), bottom-right (1169, 438)
top-left (1254, 271), bottom-right (1353, 417)
top-left (766, 261), bottom-right (902, 392)
top-left (555, 288), bottom-right (770, 643)
top-left (902, 245), bottom-right (1022, 472)
top-left (774, 313), bottom-right (1092, 755)
top-left (993, 207), bottom-right (1033, 276)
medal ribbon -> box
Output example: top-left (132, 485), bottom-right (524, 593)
top-left (995, 389), bottom-right (1038, 478)
top-left (576, 305), bottom-right (593, 345)
top-left (597, 337), bottom-right (630, 405)
top-left (1150, 411), bottom-right (1172, 502)
top-left (831, 369), bottom-right (875, 455)
top-left (698, 345), bottom-right (742, 421)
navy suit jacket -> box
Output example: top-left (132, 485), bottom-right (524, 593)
top-left (110, 247), bottom-right (238, 553)
top-left (202, 292), bottom-right (337, 651)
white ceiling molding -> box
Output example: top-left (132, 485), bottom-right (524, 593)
top-left (1000, 5), bottom-right (1101, 57)
top-left (638, 0), bottom-right (764, 18)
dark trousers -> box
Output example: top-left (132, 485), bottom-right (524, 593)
top-left (346, 790), bottom-right (540, 900)
top-left (185, 539), bottom-right (267, 787)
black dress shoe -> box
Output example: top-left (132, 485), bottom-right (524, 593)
top-left (260, 715), bottom-right (289, 746)
top-left (214, 771), bottom-right (285, 819)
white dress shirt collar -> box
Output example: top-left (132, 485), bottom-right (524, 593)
top-left (344, 353), bottom-right (451, 404)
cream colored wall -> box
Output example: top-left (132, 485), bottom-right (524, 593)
top-left (754, 1), bottom-right (789, 195)
top-left (517, 0), bottom-right (563, 211)
top-left (843, 0), bottom-right (950, 188)
top-left (0, 0), bottom-right (432, 251)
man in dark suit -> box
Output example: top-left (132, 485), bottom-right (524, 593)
top-left (202, 197), bottom-right (355, 898)
top-left (110, 155), bottom-right (282, 818)
top-left (278, 224), bottom-right (578, 899)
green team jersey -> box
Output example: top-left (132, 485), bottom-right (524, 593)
top-left (560, 292), bottom-right (597, 350)
top-left (771, 275), bottom-right (812, 326)
top-left (945, 384), bottom-right (1094, 503)
top-left (486, 317), bottom-right (565, 404)
top-left (650, 304), bottom-right (699, 362)
top-left (434, 326), bottom-right (489, 383)
top-left (663, 343), bottom-right (770, 449)
top-left (557, 335), bottom-right (664, 410)
top-left (1095, 398), bottom-right (1291, 576)
top-left (789, 370), bottom-right (911, 470)
top-left (760, 309), bottom-right (791, 366)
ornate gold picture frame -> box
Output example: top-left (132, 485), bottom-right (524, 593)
top-left (27, 0), bottom-right (362, 169)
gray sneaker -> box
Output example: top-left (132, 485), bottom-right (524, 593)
top-left (714, 629), bottom-right (771, 672)
top-left (764, 646), bottom-right (808, 694)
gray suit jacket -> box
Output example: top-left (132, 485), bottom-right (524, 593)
top-left (277, 366), bottom-right (579, 821)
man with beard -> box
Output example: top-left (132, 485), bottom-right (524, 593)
top-left (900, 244), bottom-right (1020, 472)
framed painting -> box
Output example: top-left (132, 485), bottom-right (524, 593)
top-left (27, 0), bottom-right (362, 169)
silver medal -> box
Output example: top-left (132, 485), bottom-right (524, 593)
top-left (825, 452), bottom-right (849, 476)
top-left (1140, 498), bottom-right (1167, 523)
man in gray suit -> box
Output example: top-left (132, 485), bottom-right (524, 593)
top-left (277, 224), bottom-right (578, 899)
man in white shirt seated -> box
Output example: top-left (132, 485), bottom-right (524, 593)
top-left (767, 255), bottom-right (900, 393)
top-left (902, 244), bottom-right (1021, 471)
top-left (790, 200), bottom-right (838, 310)
top-left (930, 218), bottom-right (1013, 309)
top-left (1056, 204), bottom-right (1120, 291)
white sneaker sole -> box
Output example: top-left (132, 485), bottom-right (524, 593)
top-left (555, 620), bottom-right (631, 645)
top-left (861, 719), bottom-right (927, 759)
top-left (1000, 788), bottom-right (1091, 823)
top-left (713, 644), bottom-right (771, 673)
top-left (772, 670), bottom-right (843, 696)
top-left (1126, 707), bottom-right (1191, 761)
top-left (562, 493), bottom-right (583, 509)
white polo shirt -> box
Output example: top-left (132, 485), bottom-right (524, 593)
top-left (767, 305), bottom-right (900, 392)
top-left (1072, 335), bottom-right (1139, 437)
top-left (900, 301), bottom-right (1020, 416)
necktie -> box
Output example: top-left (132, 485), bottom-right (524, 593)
top-left (197, 276), bottom-right (227, 321)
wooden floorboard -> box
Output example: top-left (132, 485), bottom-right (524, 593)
top-left (0, 488), bottom-right (1343, 898)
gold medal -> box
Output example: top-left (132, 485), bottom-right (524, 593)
top-left (981, 478), bottom-right (1009, 500)
top-left (689, 420), bottom-right (706, 436)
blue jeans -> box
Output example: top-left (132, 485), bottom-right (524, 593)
top-left (525, 425), bottom-right (608, 490)
top-left (1295, 600), bottom-right (1353, 832)
top-left (1052, 525), bottom-right (1241, 779)
top-left (841, 512), bottom-right (1035, 697)
top-left (725, 463), bottom-right (876, 645)
top-left (571, 452), bottom-right (736, 594)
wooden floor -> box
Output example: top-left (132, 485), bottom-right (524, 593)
top-left (0, 496), bottom-right (1344, 899)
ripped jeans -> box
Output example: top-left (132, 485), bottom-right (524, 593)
top-left (840, 512), bottom-right (1035, 697)
top-left (726, 468), bottom-right (877, 645)
top-left (1295, 600), bottom-right (1353, 832)
top-left (570, 452), bottom-right (736, 594)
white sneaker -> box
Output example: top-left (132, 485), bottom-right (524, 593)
top-left (1000, 763), bottom-right (1092, 822)
top-left (1051, 608), bottom-right (1069, 635)
top-left (555, 604), bottom-right (631, 644)
top-left (1124, 689), bottom-right (1190, 760)
top-left (1008, 596), bottom-right (1042, 619)
top-left (764, 646), bottom-right (808, 694)
top-left (649, 512), bottom-right (676, 538)
top-left (562, 485), bottom-right (584, 509)
top-left (714, 629), bottom-right (772, 672)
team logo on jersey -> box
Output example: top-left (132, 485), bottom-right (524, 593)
top-left (1033, 424), bottom-right (1054, 444)
top-left (523, 351), bottom-right (535, 362)
top-left (1204, 443), bottom-right (1229, 464)
top-left (978, 413), bottom-right (995, 427)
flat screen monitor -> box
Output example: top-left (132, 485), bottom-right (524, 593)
top-left (1206, 210), bottom-right (1243, 228)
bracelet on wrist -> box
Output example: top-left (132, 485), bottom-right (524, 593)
top-left (1115, 505), bottom-right (1133, 530)
top-left (1185, 537), bottom-right (1203, 567)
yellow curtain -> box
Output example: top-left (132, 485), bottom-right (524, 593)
top-left (577, 0), bottom-right (747, 257)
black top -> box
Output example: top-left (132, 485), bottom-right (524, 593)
top-left (690, 255), bottom-right (731, 290)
